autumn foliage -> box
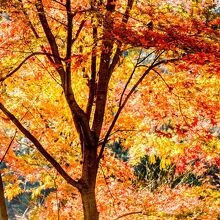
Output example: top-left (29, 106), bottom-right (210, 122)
top-left (0, 0), bottom-right (220, 219)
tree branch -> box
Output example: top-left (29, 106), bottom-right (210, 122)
top-left (114, 210), bottom-right (146, 219)
top-left (99, 163), bottom-right (117, 214)
top-left (152, 68), bottom-right (185, 98)
top-left (152, 68), bottom-right (191, 125)
top-left (0, 130), bottom-right (17, 164)
top-left (109, 0), bottom-right (134, 75)
top-left (119, 49), bottom-right (143, 107)
top-left (71, 20), bottom-right (86, 46)
top-left (86, 10), bottom-right (97, 118)
top-left (91, 0), bottom-right (135, 139)
top-left (52, 0), bottom-right (66, 7)
top-left (35, 0), bottom-right (95, 149)
top-left (65, 0), bottom-right (73, 95)
top-left (0, 103), bottom-right (82, 189)
top-left (91, 0), bottom-right (116, 138)
top-left (97, 53), bottom-right (179, 161)
top-left (0, 52), bottom-right (62, 82)
top-left (18, 0), bottom-right (55, 64)
top-left (35, 0), bottom-right (65, 81)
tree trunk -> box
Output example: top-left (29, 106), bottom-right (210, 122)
top-left (80, 145), bottom-right (99, 220)
top-left (0, 173), bottom-right (8, 220)
top-left (81, 187), bottom-right (99, 220)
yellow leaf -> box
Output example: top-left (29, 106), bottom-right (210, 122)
top-left (149, 154), bottom-right (156, 164)
top-left (160, 158), bottom-right (166, 170)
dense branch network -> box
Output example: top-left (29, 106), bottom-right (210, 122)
top-left (0, 0), bottom-right (219, 199)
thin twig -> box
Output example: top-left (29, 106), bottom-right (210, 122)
top-left (52, 0), bottom-right (66, 7)
top-left (46, 13), bottom-right (67, 27)
top-left (35, 55), bottom-right (62, 85)
top-left (0, 52), bottom-right (64, 82)
top-left (71, 20), bottom-right (86, 46)
top-left (0, 130), bottom-right (17, 164)
top-left (178, 96), bottom-right (190, 126)
top-left (99, 163), bottom-right (117, 215)
top-left (114, 210), bottom-right (146, 219)
top-left (119, 49), bottom-right (143, 107)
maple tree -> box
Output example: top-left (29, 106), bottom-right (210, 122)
top-left (0, 0), bottom-right (220, 219)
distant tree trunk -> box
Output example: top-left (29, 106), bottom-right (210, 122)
top-left (0, 173), bottom-right (8, 220)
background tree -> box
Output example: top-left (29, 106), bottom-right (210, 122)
top-left (0, 0), bottom-right (219, 219)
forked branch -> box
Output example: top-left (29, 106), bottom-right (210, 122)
top-left (97, 52), bottom-right (179, 161)
top-left (35, 0), bottom-right (65, 81)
